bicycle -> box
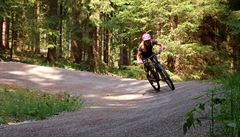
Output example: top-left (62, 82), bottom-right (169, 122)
top-left (143, 50), bottom-right (175, 91)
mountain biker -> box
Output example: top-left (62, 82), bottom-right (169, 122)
top-left (137, 33), bottom-right (165, 71)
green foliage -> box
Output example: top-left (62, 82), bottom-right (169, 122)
top-left (102, 0), bottom-right (232, 80)
top-left (1, 0), bottom-right (238, 79)
top-left (183, 74), bottom-right (240, 136)
top-left (166, 70), bottom-right (183, 82)
top-left (12, 52), bottom-right (96, 72)
top-left (108, 65), bottom-right (182, 81)
top-left (109, 66), bottom-right (146, 80)
top-left (13, 52), bottom-right (47, 66)
top-left (224, 11), bottom-right (240, 35)
top-left (158, 40), bottom-right (229, 80)
top-left (0, 85), bottom-right (83, 124)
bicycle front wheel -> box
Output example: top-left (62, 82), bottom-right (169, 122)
top-left (146, 68), bottom-right (160, 91)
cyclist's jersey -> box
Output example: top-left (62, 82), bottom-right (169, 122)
top-left (139, 40), bottom-right (158, 59)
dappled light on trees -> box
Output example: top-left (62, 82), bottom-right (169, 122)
top-left (0, 0), bottom-right (239, 78)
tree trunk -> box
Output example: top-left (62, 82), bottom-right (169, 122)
top-left (93, 27), bottom-right (101, 73)
top-left (70, 0), bottom-right (83, 64)
top-left (167, 55), bottom-right (176, 72)
top-left (98, 28), bottom-right (102, 63)
top-left (71, 40), bottom-right (81, 63)
top-left (0, 17), bottom-right (3, 51)
top-left (119, 46), bottom-right (129, 67)
top-left (230, 35), bottom-right (240, 73)
top-left (47, 47), bottom-right (57, 64)
top-left (34, 30), bottom-right (40, 53)
top-left (11, 12), bottom-right (17, 59)
top-left (4, 18), bottom-right (10, 49)
top-left (170, 15), bottom-right (179, 40)
top-left (59, 0), bottom-right (63, 57)
top-left (128, 46), bottom-right (131, 65)
top-left (108, 12), bottom-right (113, 67)
top-left (108, 32), bottom-right (113, 67)
top-left (46, 0), bottom-right (58, 64)
top-left (104, 29), bottom-right (109, 64)
top-left (100, 15), bottom-right (104, 61)
top-left (34, 0), bottom-right (40, 53)
top-left (12, 7), bottom-right (24, 52)
top-left (88, 45), bottom-right (94, 70)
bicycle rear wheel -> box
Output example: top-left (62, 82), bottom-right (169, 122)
top-left (146, 67), bottom-right (160, 91)
top-left (157, 65), bottom-right (175, 90)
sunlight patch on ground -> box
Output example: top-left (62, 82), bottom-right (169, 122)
top-left (85, 94), bottom-right (98, 98)
top-left (7, 67), bottom-right (63, 81)
top-left (38, 83), bottom-right (56, 86)
top-left (103, 94), bottom-right (152, 101)
top-left (27, 67), bottom-right (63, 80)
top-left (129, 81), bottom-right (146, 86)
top-left (87, 106), bottom-right (105, 109)
top-left (87, 104), bottom-right (138, 109)
top-left (28, 77), bottom-right (45, 82)
top-left (121, 79), bottom-right (136, 82)
top-left (8, 71), bottom-right (27, 76)
top-left (107, 103), bottom-right (134, 107)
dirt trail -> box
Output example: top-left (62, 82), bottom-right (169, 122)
top-left (0, 62), bottom-right (211, 137)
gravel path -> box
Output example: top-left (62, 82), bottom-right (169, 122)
top-left (0, 62), bottom-right (211, 137)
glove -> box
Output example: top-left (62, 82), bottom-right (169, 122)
top-left (137, 60), bottom-right (143, 64)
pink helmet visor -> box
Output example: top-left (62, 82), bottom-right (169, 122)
top-left (142, 33), bottom-right (151, 41)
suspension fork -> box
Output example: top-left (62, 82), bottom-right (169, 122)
top-left (150, 57), bottom-right (162, 70)
top-left (151, 57), bottom-right (166, 80)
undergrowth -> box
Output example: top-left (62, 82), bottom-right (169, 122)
top-left (0, 85), bottom-right (83, 124)
top-left (183, 74), bottom-right (240, 137)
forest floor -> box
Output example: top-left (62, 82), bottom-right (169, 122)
top-left (0, 62), bottom-right (211, 137)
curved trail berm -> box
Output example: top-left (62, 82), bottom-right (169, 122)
top-left (0, 62), bottom-right (211, 137)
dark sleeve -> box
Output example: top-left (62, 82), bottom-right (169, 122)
top-left (151, 39), bottom-right (158, 45)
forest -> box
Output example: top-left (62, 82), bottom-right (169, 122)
top-left (0, 0), bottom-right (240, 80)
top-left (1, 1), bottom-right (240, 136)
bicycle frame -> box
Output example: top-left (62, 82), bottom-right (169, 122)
top-left (143, 51), bottom-right (163, 70)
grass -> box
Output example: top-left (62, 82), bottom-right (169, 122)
top-left (216, 74), bottom-right (240, 136)
top-left (108, 65), bottom-right (183, 81)
top-left (183, 74), bottom-right (240, 137)
top-left (7, 51), bottom-right (95, 72)
top-left (0, 85), bottom-right (83, 124)
top-left (108, 66), bottom-right (146, 80)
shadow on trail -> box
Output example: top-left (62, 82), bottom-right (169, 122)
top-left (0, 62), bottom-right (206, 110)
top-left (0, 62), bottom-right (212, 137)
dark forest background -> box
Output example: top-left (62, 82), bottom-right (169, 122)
top-left (0, 0), bottom-right (240, 80)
